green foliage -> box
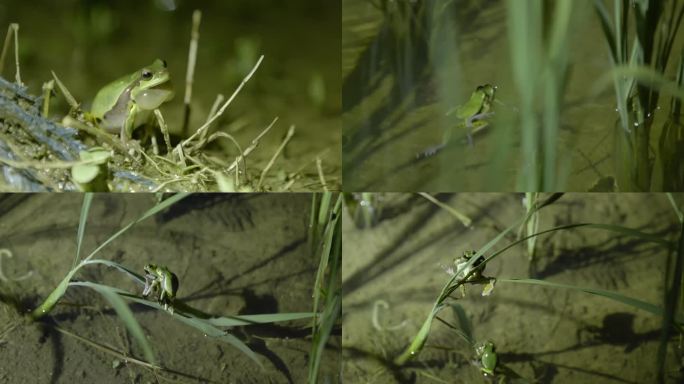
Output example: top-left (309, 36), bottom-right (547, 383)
top-left (308, 193), bottom-right (342, 384)
top-left (593, 0), bottom-right (684, 190)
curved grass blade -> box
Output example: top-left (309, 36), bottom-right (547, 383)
top-left (667, 193), bottom-right (683, 223)
top-left (483, 222), bottom-right (674, 267)
top-left (71, 281), bottom-right (156, 365)
top-left (73, 193), bottom-right (93, 267)
top-left (207, 312), bottom-right (316, 327)
top-left (498, 278), bottom-right (683, 326)
top-left (394, 304), bottom-right (443, 365)
top-left (82, 259), bottom-right (145, 285)
top-left (418, 193), bottom-right (471, 227)
top-left (83, 193), bottom-right (189, 262)
top-left (595, 65), bottom-right (684, 102)
top-left (449, 303), bottom-right (473, 346)
top-left (173, 314), bottom-right (263, 368)
top-left (31, 269), bottom-right (78, 319)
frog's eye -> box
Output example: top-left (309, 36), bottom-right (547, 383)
top-left (142, 69), bottom-right (153, 79)
top-left (162, 59), bottom-right (167, 68)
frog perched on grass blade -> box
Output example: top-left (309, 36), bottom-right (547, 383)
top-left (142, 264), bottom-right (179, 314)
top-left (89, 59), bottom-right (174, 143)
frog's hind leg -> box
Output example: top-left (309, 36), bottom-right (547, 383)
top-left (416, 143), bottom-right (446, 159)
top-left (415, 125), bottom-right (453, 159)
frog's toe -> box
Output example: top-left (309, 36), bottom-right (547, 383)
top-left (466, 134), bottom-right (474, 147)
top-left (416, 144), bottom-right (446, 159)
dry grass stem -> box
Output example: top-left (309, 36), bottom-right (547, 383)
top-left (316, 156), bottom-right (328, 192)
top-left (257, 124), bottom-right (295, 189)
top-left (226, 116), bottom-right (279, 173)
top-left (182, 10), bottom-right (201, 136)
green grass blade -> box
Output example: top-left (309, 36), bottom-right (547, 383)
top-left (73, 193), bottom-right (93, 267)
top-left (667, 193), bottom-right (684, 223)
top-left (418, 193), bottom-right (471, 227)
top-left (174, 315), bottom-right (263, 368)
top-left (31, 269), bottom-right (78, 319)
top-left (394, 304), bottom-right (443, 365)
top-left (596, 64), bottom-right (684, 102)
top-left (84, 193), bottom-right (189, 262)
top-left (207, 312), bottom-right (317, 327)
top-left (593, 0), bottom-right (618, 63)
top-left (72, 281), bottom-right (156, 365)
top-left (309, 294), bottom-right (340, 383)
top-left (309, 193), bottom-right (342, 383)
top-left (82, 259), bottom-right (145, 284)
top-left (498, 278), bottom-right (682, 324)
top-left (449, 303), bottom-right (473, 346)
top-left (484, 222), bottom-right (673, 267)
top-left (312, 195), bottom-right (340, 316)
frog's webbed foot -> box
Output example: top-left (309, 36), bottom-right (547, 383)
top-left (160, 298), bottom-right (175, 314)
top-left (416, 143), bottom-right (446, 159)
top-left (164, 303), bottom-right (175, 315)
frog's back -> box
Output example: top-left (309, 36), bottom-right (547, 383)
top-left (90, 75), bottom-right (129, 118)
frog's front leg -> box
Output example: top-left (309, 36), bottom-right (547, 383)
top-left (121, 104), bottom-right (139, 145)
top-left (142, 273), bottom-right (159, 297)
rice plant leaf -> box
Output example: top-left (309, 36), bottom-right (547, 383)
top-left (312, 195), bottom-right (341, 325)
top-left (309, 294), bottom-right (340, 383)
top-left (173, 314), bottom-right (263, 368)
top-left (102, 288), bottom-right (315, 327)
top-left (73, 281), bottom-right (156, 364)
top-left (449, 303), bottom-right (473, 346)
top-left (484, 222), bottom-right (673, 267)
top-left (84, 193), bottom-right (189, 262)
top-left (31, 270), bottom-right (77, 319)
top-left (418, 193), bottom-right (471, 227)
top-left (593, 0), bottom-right (618, 63)
top-left (207, 312), bottom-right (317, 327)
top-left (394, 304), bottom-right (443, 365)
top-left (82, 259), bottom-right (145, 285)
top-left (73, 193), bottom-right (93, 267)
top-left (596, 65), bottom-right (684, 101)
top-left (667, 193), bottom-right (684, 223)
top-left (498, 278), bottom-right (683, 324)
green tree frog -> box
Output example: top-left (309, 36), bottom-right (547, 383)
top-left (142, 264), bottom-right (179, 313)
top-left (417, 84), bottom-right (496, 158)
top-left (475, 340), bottom-right (498, 376)
top-left (90, 59), bottom-right (174, 142)
top-left (445, 83), bottom-right (496, 145)
top-left (442, 250), bottom-right (486, 296)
